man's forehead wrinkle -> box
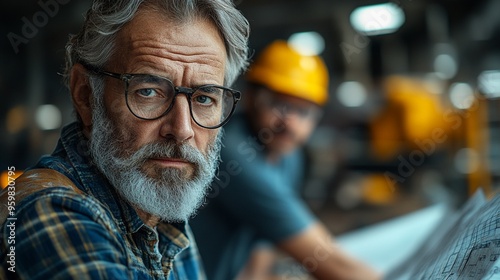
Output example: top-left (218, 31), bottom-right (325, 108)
top-left (127, 38), bottom-right (225, 66)
top-left (127, 53), bottom-right (224, 80)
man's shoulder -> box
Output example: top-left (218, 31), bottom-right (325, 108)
top-left (0, 173), bottom-right (129, 280)
top-left (34, 151), bottom-right (79, 181)
top-left (14, 185), bottom-right (99, 216)
top-left (0, 169), bottom-right (114, 229)
top-left (17, 187), bottom-right (103, 217)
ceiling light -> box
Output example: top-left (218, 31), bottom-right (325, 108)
top-left (478, 70), bottom-right (500, 98)
top-left (288, 31), bottom-right (325, 56)
top-left (350, 3), bottom-right (405, 36)
top-left (337, 81), bottom-right (367, 107)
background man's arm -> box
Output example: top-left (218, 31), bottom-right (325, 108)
top-left (278, 222), bottom-right (382, 280)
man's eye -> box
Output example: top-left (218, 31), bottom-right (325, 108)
top-left (195, 86), bottom-right (223, 105)
top-left (136, 88), bottom-right (158, 97)
top-left (194, 95), bottom-right (213, 105)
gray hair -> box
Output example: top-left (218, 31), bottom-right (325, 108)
top-left (64, 0), bottom-right (250, 88)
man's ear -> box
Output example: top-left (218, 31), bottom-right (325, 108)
top-left (70, 63), bottom-right (94, 133)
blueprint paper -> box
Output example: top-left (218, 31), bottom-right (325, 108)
top-left (336, 203), bottom-right (449, 274)
top-left (386, 189), bottom-right (500, 280)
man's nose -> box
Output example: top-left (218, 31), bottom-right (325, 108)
top-left (159, 95), bottom-right (195, 143)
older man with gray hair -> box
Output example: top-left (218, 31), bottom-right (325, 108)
top-left (0, 0), bottom-right (249, 279)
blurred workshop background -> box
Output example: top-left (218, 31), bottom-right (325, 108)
top-left (1, 0), bottom-right (499, 234)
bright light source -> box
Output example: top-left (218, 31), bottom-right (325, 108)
top-left (288, 31), bottom-right (325, 56)
top-left (35, 104), bottom-right (62, 130)
top-left (349, 3), bottom-right (405, 35)
top-left (336, 81), bottom-right (367, 107)
top-left (433, 54), bottom-right (458, 80)
top-left (449, 83), bottom-right (474, 109)
top-left (478, 70), bottom-right (500, 98)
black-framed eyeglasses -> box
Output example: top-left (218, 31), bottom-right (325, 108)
top-left (256, 87), bottom-right (322, 121)
top-left (82, 63), bottom-right (241, 129)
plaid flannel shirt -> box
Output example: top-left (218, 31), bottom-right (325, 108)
top-left (0, 122), bottom-right (206, 280)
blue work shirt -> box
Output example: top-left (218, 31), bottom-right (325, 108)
top-left (191, 114), bottom-right (316, 280)
top-left (0, 122), bottom-right (205, 280)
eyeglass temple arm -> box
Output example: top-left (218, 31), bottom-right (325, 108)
top-left (79, 62), bottom-right (122, 80)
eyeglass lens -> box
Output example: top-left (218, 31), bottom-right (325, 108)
top-left (125, 74), bottom-right (236, 128)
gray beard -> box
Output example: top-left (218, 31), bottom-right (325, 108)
top-left (88, 97), bottom-right (221, 222)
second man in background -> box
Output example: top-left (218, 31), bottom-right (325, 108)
top-left (191, 40), bottom-right (381, 280)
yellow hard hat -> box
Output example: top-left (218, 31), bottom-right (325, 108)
top-left (246, 40), bottom-right (329, 106)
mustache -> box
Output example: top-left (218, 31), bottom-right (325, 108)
top-left (274, 128), bottom-right (298, 141)
top-left (123, 141), bottom-right (206, 168)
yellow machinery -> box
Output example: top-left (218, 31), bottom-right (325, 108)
top-left (365, 75), bottom-right (492, 203)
